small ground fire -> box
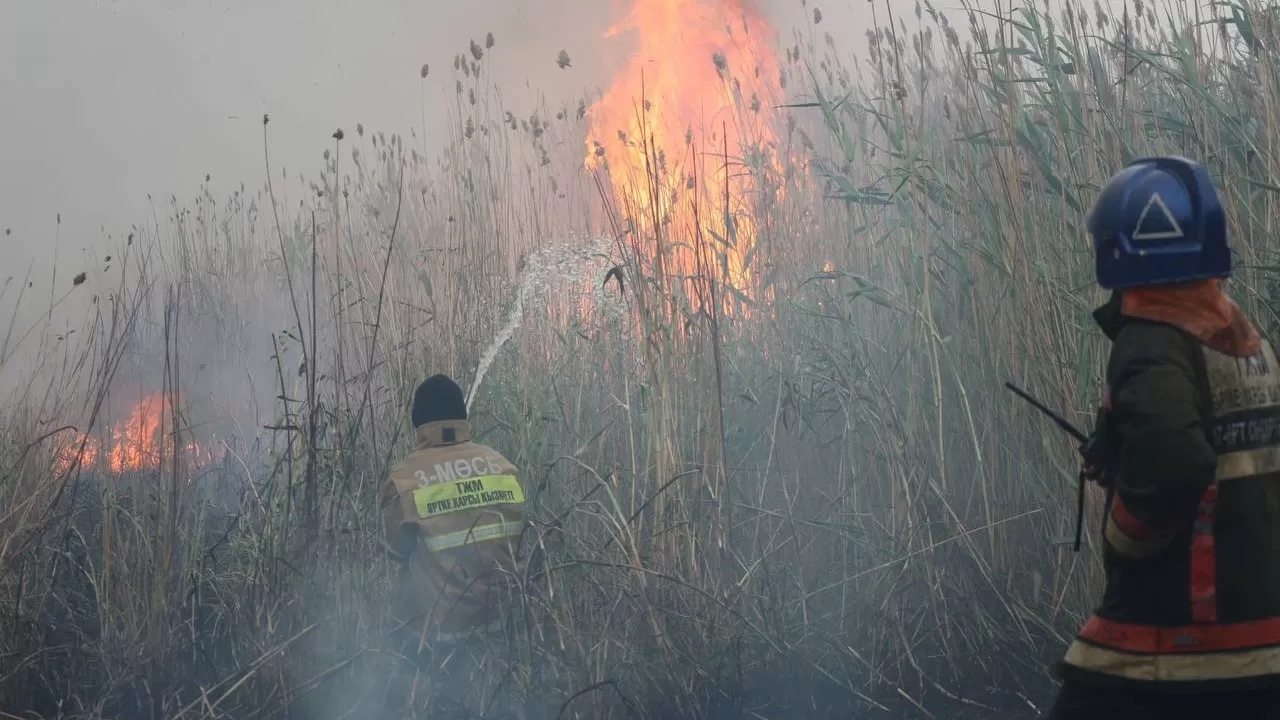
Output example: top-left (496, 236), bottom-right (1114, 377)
top-left (53, 392), bottom-right (215, 476)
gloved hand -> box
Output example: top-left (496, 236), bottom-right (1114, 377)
top-left (1079, 415), bottom-right (1116, 490)
top-left (1081, 457), bottom-right (1105, 484)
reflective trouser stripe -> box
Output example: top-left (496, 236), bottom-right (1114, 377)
top-left (1064, 638), bottom-right (1280, 682)
top-left (1191, 483), bottom-right (1219, 622)
top-left (425, 521), bottom-right (522, 552)
top-left (1078, 615), bottom-right (1280, 653)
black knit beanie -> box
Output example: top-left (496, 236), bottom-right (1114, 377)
top-left (411, 374), bottom-right (467, 427)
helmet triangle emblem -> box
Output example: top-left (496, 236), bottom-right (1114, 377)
top-left (1131, 192), bottom-right (1185, 241)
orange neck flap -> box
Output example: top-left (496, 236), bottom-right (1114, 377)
top-left (1120, 279), bottom-right (1261, 357)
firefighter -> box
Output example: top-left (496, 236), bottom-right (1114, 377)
top-left (379, 373), bottom-right (527, 715)
top-left (1044, 156), bottom-right (1280, 718)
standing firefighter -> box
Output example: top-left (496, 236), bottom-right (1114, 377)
top-left (1045, 156), bottom-right (1280, 718)
top-left (380, 374), bottom-right (527, 715)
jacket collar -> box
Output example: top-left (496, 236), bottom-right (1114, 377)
top-left (1093, 279), bottom-right (1261, 357)
top-left (1092, 291), bottom-right (1126, 342)
top-left (415, 420), bottom-right (470, 449)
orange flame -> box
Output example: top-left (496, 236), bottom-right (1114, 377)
top-left (53, 393), bottom-right (215, 476)
top-left (586, 0), bottom-right (782, 314)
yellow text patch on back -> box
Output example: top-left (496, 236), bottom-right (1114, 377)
top-left (412, 474), bottom-right (525, 519)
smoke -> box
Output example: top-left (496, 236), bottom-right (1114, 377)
top-left (0, 0), bottom-right (644, 474)
top-left (0, 0), bottom-right (631, 391)
top-left (0, 0), bottom-right (1129, 375)
top-left (0, 0), bottom-right (1139, 716)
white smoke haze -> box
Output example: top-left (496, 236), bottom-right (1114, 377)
top-left (1, 0), bottom-right (1193, 718)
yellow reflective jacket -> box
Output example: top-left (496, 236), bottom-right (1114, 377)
top-left (380, 419), bottom-right (526, 638)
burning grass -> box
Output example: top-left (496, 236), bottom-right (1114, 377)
top-left (585, 0), bottom-right (784, 316)
top-left (53, 393), bottom-right (218, 476)
top-left (3, 0), bottom-right (1280, 718)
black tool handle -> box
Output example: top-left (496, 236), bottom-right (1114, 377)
top-left (1003, 382), bottom-right (1089, 444)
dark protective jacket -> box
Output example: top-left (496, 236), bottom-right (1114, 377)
top-left (1058, 284), bottom-right (1280, 691)
top-left (380, 419), bottom-right (526, 640)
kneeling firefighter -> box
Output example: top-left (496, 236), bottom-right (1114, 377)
top-left (379, 374), bottom-right (527, 715)
top-left (1044, 156), bottom-right (1280, 718)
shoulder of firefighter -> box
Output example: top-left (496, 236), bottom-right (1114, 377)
top-left (1061, 319), bottom-right (1280, 690)
top-left (379, 418), bottom-right (526, 635)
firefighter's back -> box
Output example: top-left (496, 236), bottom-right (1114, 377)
top-left (386, 422), bottom-right (525, 636)
top-left (1044, 156), bottom-right (1280, 718)
top-left (377, 374), bottom-right (529, 718)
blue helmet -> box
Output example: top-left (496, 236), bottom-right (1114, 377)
top-left (1087, 156), bottom-right (1230, 290)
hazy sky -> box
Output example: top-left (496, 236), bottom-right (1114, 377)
top-left (1, 0), bottom-right (622, 260)
top-left (2, 0), bottom-right (1129, 276)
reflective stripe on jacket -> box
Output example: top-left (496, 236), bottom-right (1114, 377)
top-left (380, 419), bottom-right (525, 638)
top-left (1061, 301), bottom-right (1280, 691)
